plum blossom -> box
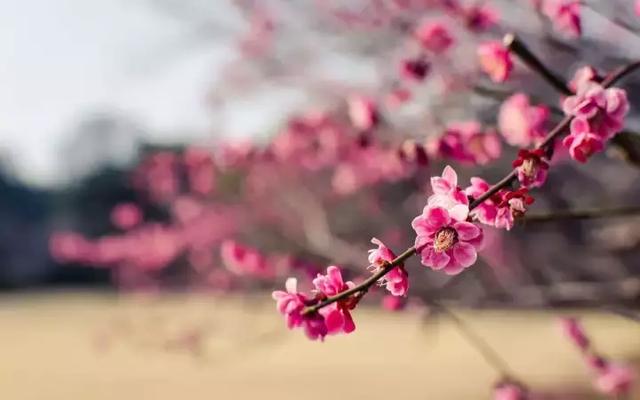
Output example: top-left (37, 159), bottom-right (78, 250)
top-left (412, 203), bottom-right (483, 275)
top-left (399, 57), bottom-right (430, 82)
top-left (382, 295), bottom-right (407, 311)
top-left (368, 238), bottom-right (409, 297)
top-left (463, 4), bottom-right (499, 32)
top-left (493, 382), bottom-right (527, 400)
top-left (498, 94), bottom-right (549, 147)
top-left (312, 266), bottom-right (357, 335)
top-left (428, 165), bottom-right (469, 209)
top-left (543, 0), bottom-right (581, 38)
top-left (568, 66), bottom-right (600, 93)
top-left (562, 118), bottom-right (605, 163)
top-left (562, 81), bottom-right (629, 162)
top-left (465, 177), bottom-right (499, 226)
top-left (512, 149), bottom-right (549, 188)
top-left (478, 41), bottom-right (513, 83)
top-left (431, 122), bottom-right (502, 165)
top-left (414, 20), bottom-right (454, 53)
top-left (272, 278), bottom-right (328, 340)
top-left (636, 0), bottom-right (640, 17)
top-left (495, 189), bottom-right (534, 231)
top-left (220, 240), bottom-right (271, 277)
top-left (348, 95), bottom-right (379, 131)
top-left (595, 363), bottom-right (635, 396)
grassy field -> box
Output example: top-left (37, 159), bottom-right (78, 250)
top-left (0, 291), bottom-right (638, 399)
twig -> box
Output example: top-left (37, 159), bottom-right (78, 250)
top-left (523, 206), bottom-right (640, 223)
top-left (434, 302), bottom-right (518, 379)
top-left (503, 33), bottom-right (571, 95)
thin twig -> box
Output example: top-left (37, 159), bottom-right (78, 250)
top-left (503, 33), bottom-right (572, 95)
top-left (434, 302), bottom-right (518, 379)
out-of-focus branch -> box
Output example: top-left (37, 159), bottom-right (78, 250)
top-left (503, 33), bottom-right (572, 95)
top-left (523, 206), bottom-right (640, 223)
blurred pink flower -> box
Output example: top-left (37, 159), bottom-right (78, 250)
top-left (432, 122), bottom-right (502, 165)
top-left (595, 363), bottom-right (635, 396)
top-left (110, 203), bottom-right (142, 230)
top-left (399, 57), bottom-right (431, 82)
top-left (382, 294), bottom-right (407, 311)
top-left (478, 41), bottom-right (513, 83)
top-left (512, 149), bottom-right (549, 188)
top-left (221, 240), bottom-right (271, 277)
top-left (493, 383), bottom-right (527, 400)
top-left (368, 238), bottom-right (409, 296)
top-left (464, 4), bottom-right (499, 32)
top-left (543, 0), bottom-right (581, 37)
top-left (498, 93), bottom-right (549, 147)
top-left (414, 20), bottom-right (455, 53)
top-left (412, 204), bottom-right (483, 275)
top-left (348, 95), bottom-right (379, 131)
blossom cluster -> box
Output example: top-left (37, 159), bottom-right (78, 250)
top-left (562, 74), bottom-right (630, 163)
top-left (560, 318), bottom-right (636, 396)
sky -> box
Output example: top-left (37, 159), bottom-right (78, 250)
top-left (0, 0), bottom-right (247, 186)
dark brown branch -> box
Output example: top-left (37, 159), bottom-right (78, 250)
top-left (503, 33), bottom-right (572, 95)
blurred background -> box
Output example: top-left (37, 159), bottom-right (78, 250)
top-left (1, 0), bottom-right (639, 398)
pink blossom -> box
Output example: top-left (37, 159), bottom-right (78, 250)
top-left (493, 383), bottom-right (527, 400)
top-left (512, 149), bottom-right (549, 188)
top-left (559, 317), bottom-right (590, 351)
top-left (495, 189), bottom-right (534, 231)
top-left (220, 240), bottom-right (271, 277)
top-left (636, 0), bottom-right (640, 17)
top-left (110, 203), bottom-right (142, 230)
top-left (428, 165), bottom-right (469, 209)
top-left (432, 122), bottom-right (502, 165)
top-left (313, 266), bottom-right (357, 335)
top-left (414, 20), bottom-right (455, 53)
top-left (368, 238), bottom-right (409, 297)
top-left (348, 95), bottom-right (379, 131)
top-left (385, 87), bottom-right (412, 108)
top-left (498, 94), bottom-right (549, 147)
top-left (478, 41), bottom-right (513, 83)
top-left (563, 82), bottom-right (629, 142)
top-left (412, 204), bottom-right (483, 275)
top-left (543, 0), bottom-right (581, 37)
top-left (463, 4), bottom-right (499, 32)
top-left (382, 295), bottom-right (407, 311)
top-left (595, 363), bottom-right (635, 396)
top-left (568, 66), bottom-right (600, 93)
top-left (562, 118), bottom-right (605, 163)
top-left (272, 278), bottom-right (328, 340)
top-left (399, 57), bottom-right (430, 82)
top-left (465, 177), bottom-right (499, 226)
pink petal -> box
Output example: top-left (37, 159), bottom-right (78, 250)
top-left (422, 247), bottom-right (451, 269)
top-left (323, 307), bottom-right (345, 334)
top-left (425, 206), bottom-right (451, 228)
top-left (431, 176), bottom-right (452, 195)
top-left (285, 277), bottom-right (298, 294)
top-left (449, 204), bottom-right (469, 222)
top-left (454, 221), bottom-right (481, 240)
top-left (453, 242), bottom-right (477, 268)
top-left (441, 165), bottom-right (458, 187)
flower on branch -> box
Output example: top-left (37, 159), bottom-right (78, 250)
top-left (368, 237), bottom-right (409, 297)
top-left (478, 41), bottom-right (513, 83)
top-left (495, 189), bottom-right (534, 231)
top-left (542, 0), bottom-right (581, 38)
top-left (414, 20), bottom-right (455, 54)
top-left (498, 93), bottom-right (549, 148)
top-left (512, 149), bottom-right (549, 189)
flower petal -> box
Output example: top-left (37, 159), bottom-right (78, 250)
top-left (452, 242), bottom-right (478, 268)
top-left (453, 221), bottom-right (481, 240)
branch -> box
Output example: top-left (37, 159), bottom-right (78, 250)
top-left (302, 52), bottom-right (640, 317)
top-left (523, 206), bottom-right (640, 223)
top-left (503, 33), bottom-right (572, 95)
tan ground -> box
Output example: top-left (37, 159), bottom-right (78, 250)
top-left (0, 291), bottom-right (638, 400)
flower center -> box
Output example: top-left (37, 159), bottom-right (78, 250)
top-left (520, 158), bottom-right (536, 178)
top-left (434, 227), bottom-right (457, 252)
